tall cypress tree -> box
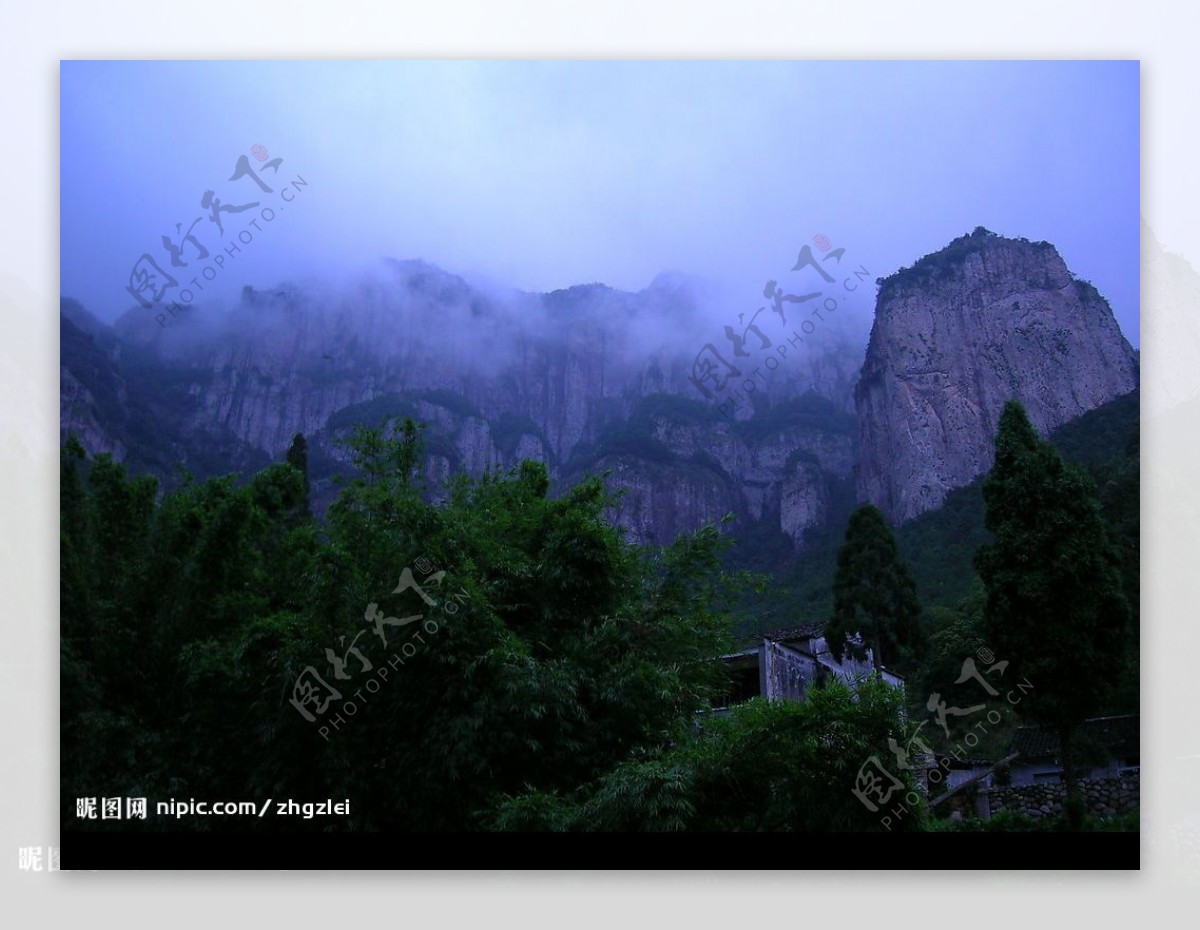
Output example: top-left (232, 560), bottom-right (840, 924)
top-left (975, 401), bottom-right (1131, 819)
top-left (285, 432), bottom-right (311, 516)
top-left (825, 504), bottom-right (924, 673)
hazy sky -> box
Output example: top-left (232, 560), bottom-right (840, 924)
top-left (60, 60), bottom-right (1139, 344)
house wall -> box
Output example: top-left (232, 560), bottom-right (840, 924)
top-left (763, 641), bottom-right (822, 701)
top-left (944, 766), bottom-right (992, 791)
top-left (1010, 759), bottom-right (1136, 786)
top-left (1010, 764), bottom-right (1070, 787)
top-left (809, 635), bottom-right (878, 684)
top-left (761, 637), bottom-right (905, 702)
top-left (879, 669), bottom-right (904, 689)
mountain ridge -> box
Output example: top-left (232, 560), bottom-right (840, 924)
top-left (60, 229), bottom-right (1138, 551)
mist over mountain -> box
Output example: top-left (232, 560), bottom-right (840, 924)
top-left (60, 229), bottom-right (1137, 554)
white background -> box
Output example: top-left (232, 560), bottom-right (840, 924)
top-left (1, 0), bottom-right (1194, 922)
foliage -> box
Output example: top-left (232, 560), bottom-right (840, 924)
top-left (286, 432), bottom-right (311, 516)
top-left (750, 391), bottom-right (1138, 678)
top-left (916, 584), bottom-right (981, 673)
top-left (878, 227), bottom-right (1055, 300)
top-left (974, 401), bottom-right (1132, 805)
top-left (825, 504), bottom-right (925, 673)
top-left (893, 480), bottom-right (989, 609)
top-left (568, 395), bottom-right (737, 475)
top-left (489, 677), bottom-right (920, 832)
top-left (731, 391), bottom-right (855, 444)
top-left (491, 412), bottom-right (546, 459)
top-left (629, 393), bottom-right (724, 429)
top-left (60, 311), bottom-right (270, 487)
top-left (926, 808), bottom-right (1138, 833)
top-left (60, 424), bottom-right (757, 831)
top-left (413, 388), bottom-right (482, 420)
top-left (593, 430), bottom-right (678, 466)
top-left (324, 393), bottom-right (418, 433)
top-left (58, 381), bottom-right (1139, 833)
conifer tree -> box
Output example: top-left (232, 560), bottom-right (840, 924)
top-left (975, 401), bottom-right (1131, 819)
top-left (825, 504), bottom-right (924, 673)
top-left (285, 432), bottom-right (311, 516)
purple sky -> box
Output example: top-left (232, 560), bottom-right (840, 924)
top-left (60, 60), bottom-right (1139, 345)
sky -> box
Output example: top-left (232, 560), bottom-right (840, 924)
top-left (60, 60), bottom-right (1140, 344)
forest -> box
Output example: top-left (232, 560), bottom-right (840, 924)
top-left (61, 392), bottom-right (1138, 833)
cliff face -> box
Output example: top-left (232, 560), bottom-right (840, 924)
top-left (63, 262), bottom-right (866, 551)
top-left (62, 229), bottom-right (1139, 547)
top-left (565, 396), bottom-right (855, 547)
top-left (855, 228), bottom-right (1139, 523)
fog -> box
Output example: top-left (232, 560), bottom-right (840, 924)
top-left (61, 60), bottom-right (1140, 346)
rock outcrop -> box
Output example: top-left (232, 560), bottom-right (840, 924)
top-left (61, 229), bottom-right (1139, 547)
top-left (61, 262), bottom-right (865, 550)
top-left (855, 228), bottom-right (1139, 523)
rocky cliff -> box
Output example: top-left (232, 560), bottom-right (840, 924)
top-left (61, 261), bottom-right (867, 552)
top-left (855, 228), bottom-right (1139, 523)
top-left (62, 230), bottom-right (1139, 548)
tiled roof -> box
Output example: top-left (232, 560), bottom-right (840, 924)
top-left (754, 622), bottom-right (826, 645)
top-left (732, 624), bottom-right (823, 651)
top-left (1011, 714), bottom-right (1139, 760)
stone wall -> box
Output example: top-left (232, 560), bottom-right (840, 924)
top-left (985, 771), bottom-right (1139, 819)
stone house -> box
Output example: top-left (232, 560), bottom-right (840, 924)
top-left (1006, 714), bottom-right (1139, 786)
top-left (713, 622), bottom-right (904, 711)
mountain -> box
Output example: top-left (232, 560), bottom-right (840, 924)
top-left (749, 388), bottom-right (1140, 633)
top-left (60, 261), bottom-right (870, 550)
top-left (60, 229), bottom-right (1140, 552)
top-left (60, 300), bottom-right (271, 479)
top-left (854, 227), bottom-right (1139, 523)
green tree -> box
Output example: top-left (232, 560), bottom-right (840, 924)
top-left (285, 432), bottom-right (311, 516)
top-left (308, 428), bottom-right (744, 829)
top-left (488, 677), bottom-right (920, 832)
top-left (60, 421), bottom-right (758, 831)
top-left (825, 504), bottom-right (924, 673)
top-left (917, 584), bottom-right (986, 715)
top-left (974, 401), bottom-right (1131, 822)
